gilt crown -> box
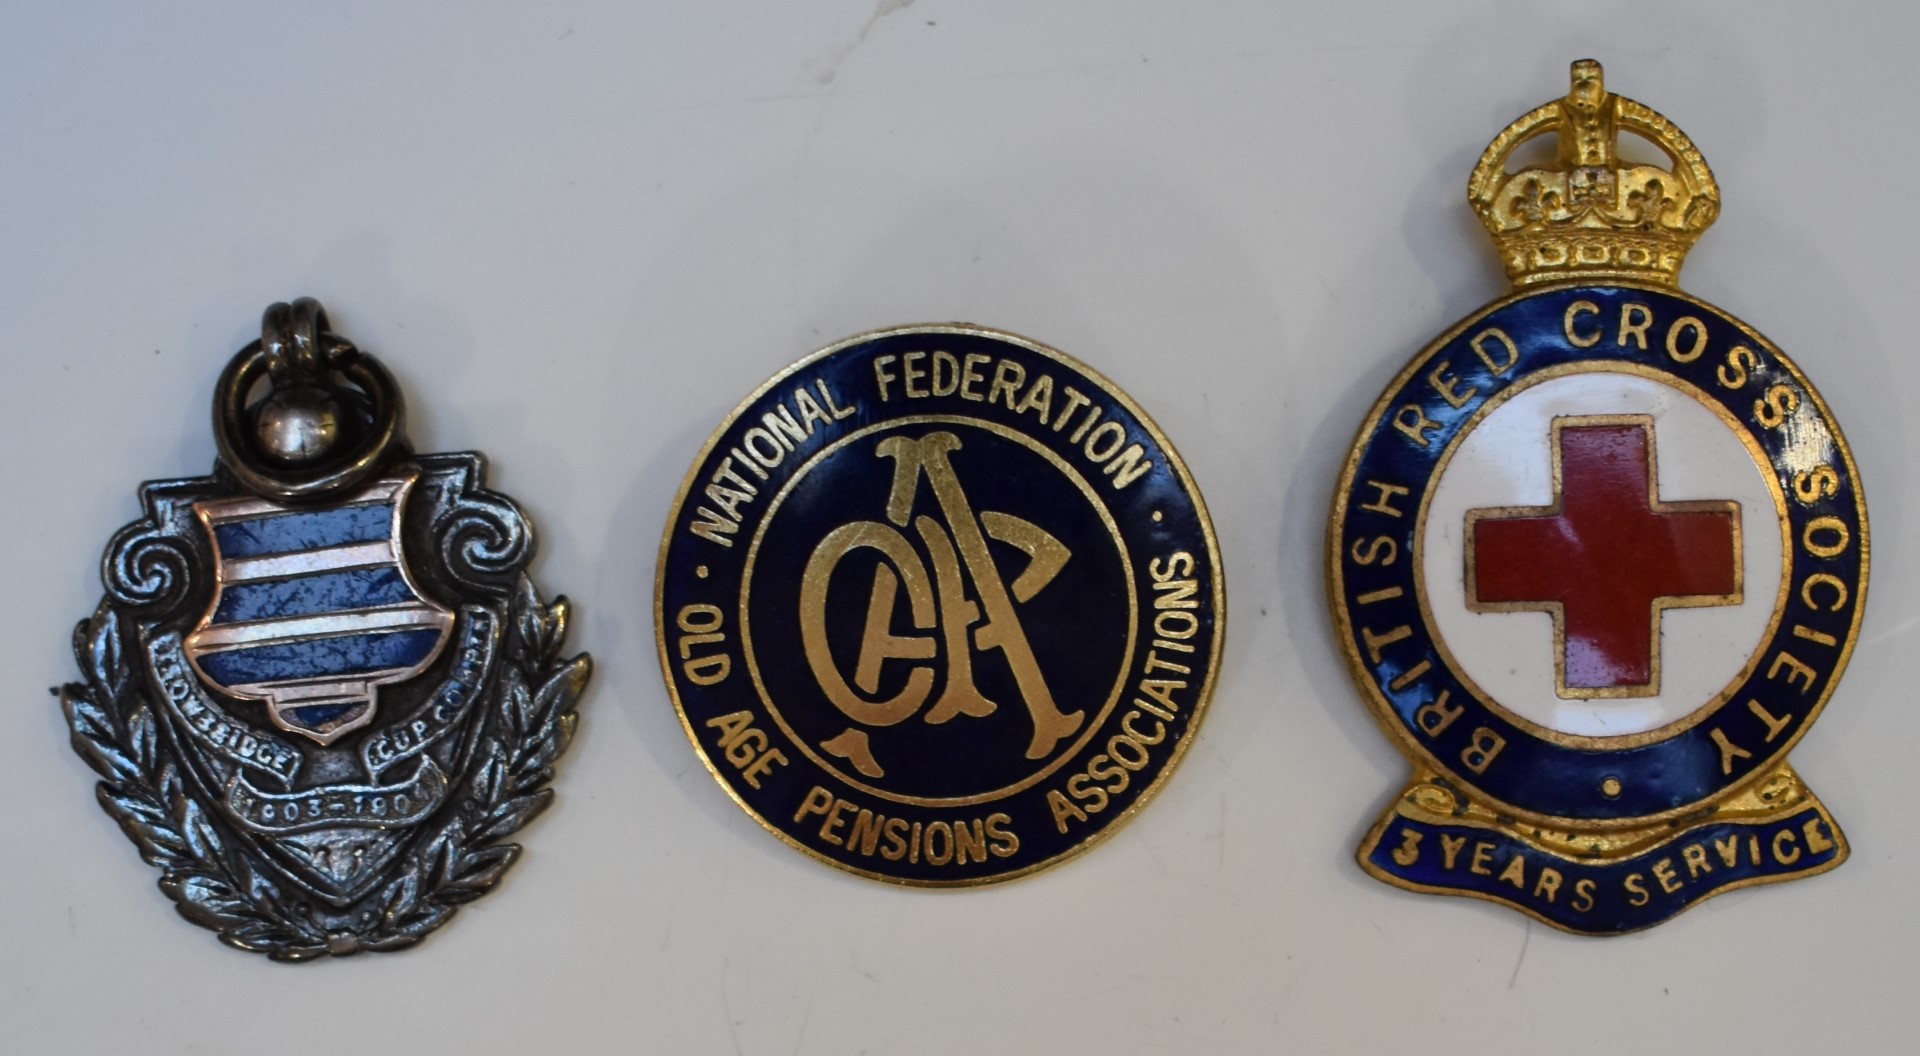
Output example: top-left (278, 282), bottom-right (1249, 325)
top-left (1468, 60), bottom-right (1718, 287)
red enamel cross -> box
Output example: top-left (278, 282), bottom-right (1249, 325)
top-left (1466, 417), bottom-right (1740, 696)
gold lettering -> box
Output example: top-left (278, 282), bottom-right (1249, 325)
top-left (1388, 659), bottom-right (1432, 691)
top-left (1804, 818), bottom-right (1835, 855)
top-left (1107, 732), bottom-right (1150, 771)
top-left (1747, 698), bottom-right (1795, 742)
top-left (818, 380), bottom-right (857, 419)
top-left (1101, 443), bottom-right (1154, 489)
top-left (872, 354), bottom-right (900, 401)
top-left (985, 813), bottom-right (1019, 857)
top-left (1413, 690), bottom-right (1462, 738)
top-left (794, 786), bottom-right (833, 824)
top-left (1472, 327), bottom-right (1520, 373)
top-left (702, 481), bottom-right (753, 522)
top-left (1768, 651), bottom-right (1819, 694)
top-left (959, 354), bottom-right (991, 402)
top-left (1652, 857), bottom-right (1682, 894)
top-left (800, 522), bottom-right (938, 733)
top-left (687, 506), bottom-right (741, 547)
top-left (1051, 384), bottom-right (1089, 427)
top-left (1350, 536), bottom-right (1398, 566)
top-left (1068, 403), bottom-right (1102, 443)
top-left (1718, 345), bottom-right (1757, 389)
top-left (922, 821), bottom-right (953, 866)
top-left (1803, 516), bottom-right (1850, 559)
top-left (705, 710), bottom-right (752, 747)
top-left (1617, 303), bottom-right (1653, 349)
top-left (741, 427), bottom-right (784, 467)
top-left (739, 747), bottom-right (787, 788)
top-left (953, 818), bottom-right (986, 865)
top-left (1361, 624), bottom-right (1412, 664)
top-left (721, 729), bottom-right (764, 771)
top-left (1682, 842), bottom-right (1712, 879)
top-left (761, 406), bottom-right (806, 450)
top-left (1121, 710), bottom-right (1166, 746)
top-left (1460, 727), bottom-right (1506, 774)
top-left (901, 351), bottom-right (929, 398)
top-left (1497, 854), bottom-right (1527, 889)
top-left (1138, 679), bottom-right (1184, 715)
top-left (1469, 841), bottom-right (1494, 876)
top-left (1082, 421), bottom-right (1128, 463)
top-left (881, 817), bottom-right (909, 860)
top-left (1047, 789), bottom-right (1087, 833)
top-left (1792, 466), bottom-right (1840, 505)
top-left (1012, 373), bottom-right (1053, 423)
top-left (1563, 302), bottom-right (1602, 348)
top-left (846, 809), bottom-right (886, 855)
top-left (1534, 867), bottom-right (1562, 903)
top-left (1755, 383), bottom-right (1800, 429)
top-left (1793, 625), bottom-right (1838, 648)
top-left (794, 387), bottom-right (835, 432)
top-left (677, 604), bottom-right (732, 685)
top-left (1359, 480), bottom-right (1410, 518)
top-left (1665, 316), bottom-right (1708, 362)
top-left (1711, 727), bottom-right (1754, 774)
top-left (987, 358), bottom-right (1027, 409)
top-left (1392, 404), bottom-right (1442, 447)
top-left (819, 797), bottom-right (857, 845)
top-left (1801, 572), bottom-right (1848, 612)
top-left (1427, 360), bottom-right (1477, 409)
top-left (928, 351), bottom-right (960, 397)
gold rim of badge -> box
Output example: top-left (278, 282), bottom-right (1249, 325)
top-left (1327, 62), bottom-right (1867, 934)
top-left (656, 324), bottom-right (1225, 886)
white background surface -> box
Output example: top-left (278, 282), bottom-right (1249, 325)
top-left (2, 2), bottom-right (1914, 1053)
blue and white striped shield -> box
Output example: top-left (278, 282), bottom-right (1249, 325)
top-left (185, 471), bottom-right (454, 744)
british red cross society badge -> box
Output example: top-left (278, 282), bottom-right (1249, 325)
top-left (1329, 62), bottom-right (1868, 933)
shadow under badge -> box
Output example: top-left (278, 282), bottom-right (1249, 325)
top-left (60, 298), bottom-right (590, 960)
top-left (1329, 63), bottom-right (1867, 934)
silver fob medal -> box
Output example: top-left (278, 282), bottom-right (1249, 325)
top-left (60, 299), bottom-right (590, 959)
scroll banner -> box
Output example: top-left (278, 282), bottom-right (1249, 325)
top-left (227, 757), bottom-right (446, 835)
top-left (362, 607), bottom-right (498, 775)
top-left (145, 629), bottom-right (301, 784)
top-left (1362, 805), bottom-right (1846, 934)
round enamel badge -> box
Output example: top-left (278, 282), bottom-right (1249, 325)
top-left (1331, 63), bottom-right (1867, 934)
top-left (657, 326), bottom-right (1222, 885)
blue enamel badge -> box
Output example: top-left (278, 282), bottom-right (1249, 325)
top-left (1330, 64), bottom-right (1867, 934)
top-left (658, 326), bottom-right (1223, 885)
top-left (61, 299), bottom-right (590, 959)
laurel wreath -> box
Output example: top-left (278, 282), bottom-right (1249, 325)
top-left (60, 574), bottom-right (588, 961)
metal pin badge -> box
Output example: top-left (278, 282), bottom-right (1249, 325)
top-left (60, 299), bottom-right (590, 959)
top-left (656, 325), bottom-right (1223, 885)
top-left (1329, 63), bottom-right (1867, 934)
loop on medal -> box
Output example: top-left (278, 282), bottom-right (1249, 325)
top-left (214, 299), bottom-right (407, 502)
top-left (260, 297), bottom-right (330, 386)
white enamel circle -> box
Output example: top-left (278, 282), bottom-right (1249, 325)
top-left (1421, 367), bottom-right (1786, 739)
